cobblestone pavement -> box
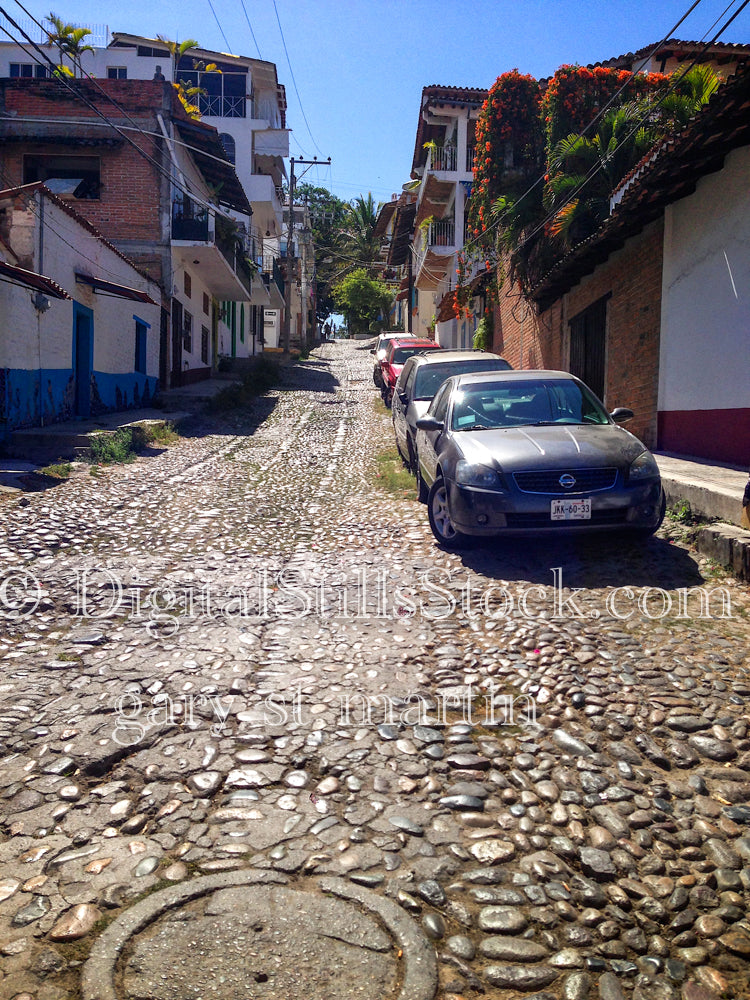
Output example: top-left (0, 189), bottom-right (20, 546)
top-left (1, 341), bottom-right (749, 1000)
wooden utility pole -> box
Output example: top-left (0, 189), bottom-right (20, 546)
top-left (282, 156), bottom-right (330, 356)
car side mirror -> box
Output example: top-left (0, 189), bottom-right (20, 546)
top-left (610, 407), bottom-right (634, 424)
top-left (397, 391), bottom-right (408, 404)
top-left (416, 416), bottom-right (444, 432)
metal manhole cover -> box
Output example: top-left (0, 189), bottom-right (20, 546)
top-left (82, 871), bottom-right (437, 1000)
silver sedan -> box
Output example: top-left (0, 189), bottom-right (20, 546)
top-left (415, 371), bottom-right (665, 548)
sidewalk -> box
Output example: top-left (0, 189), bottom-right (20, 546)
top-left (656, 451), bottom-right (750, 579)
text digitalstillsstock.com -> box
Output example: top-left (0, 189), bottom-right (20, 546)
top-left (0, 566), bottom-right (733, 634)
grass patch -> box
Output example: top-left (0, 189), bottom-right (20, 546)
top-left (38, 460), bottom-right (72, 479)
top-left (372, 446), bottom-right (415, 498)
top-left (87, 421), bottom-right (180, 465)
top-left (205, 359), bottom-right (280, 414)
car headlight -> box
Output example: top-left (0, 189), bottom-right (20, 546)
top-left (455, 460), bottom-right (503, 490)
top-left (628, 451), bottom-right (660, 481)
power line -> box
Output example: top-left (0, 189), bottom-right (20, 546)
top-left (462, 0), bottom-right (748, 265)
top-left (206, 0), bottom-right (233, 55)
top-left (237, 0), bottom-right (262, 58)
top-left (272, 0), bottom-right (322, 156)
top-left (0, 9), bottom-right (244, 220)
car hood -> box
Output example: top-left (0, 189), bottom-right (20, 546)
top-left (455, 424), bottom-right (649, 471)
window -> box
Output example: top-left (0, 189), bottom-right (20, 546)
top-left (175, 65), bottom-right (247, 117)
top-left (107, 67), bottom-right (127, 79)
top-left (23, 154), bottom-right (100, 199)
top-left (183, 311), bottom-right (193, 352)
top-left (134, 320), bottom-right (148, 374)
top-left (201, 325), bottom-right (209, 365)
top-left (202, 292), bottom-right (210, 315)
top-left (240, 304), bottom-right (245, 343)
top-left (10, 63), bottom-right (32, 77)
top-left (219, 133), bottom-right (236, 165)
top-left (183, 272), bottom-right (191, 298)
top-left (431, 382), bottom-right (451, 423)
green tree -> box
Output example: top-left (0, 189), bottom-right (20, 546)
top-left (332, 268), bottom-right (393, 338)
top-left (297, 182), bottom-right (349, 321)
top-left (45, 13), bottom-right (93, 77)
top-left (341, 192), bottom-right (382, 271)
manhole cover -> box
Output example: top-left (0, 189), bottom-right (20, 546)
top-left (82, 871), bottom-right (437, 1000)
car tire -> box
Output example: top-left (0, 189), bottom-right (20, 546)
top-left (629, 488), bottom-right (667, 540)
top-left (406, 436), bottom-right (417, 475)
top-left (427, 477), bottom-right (471, 548)
top-left (415, 459), bottom-right (429, 504)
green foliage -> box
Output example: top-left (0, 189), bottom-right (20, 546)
top-left (297, 182), bottom-right (350, 321)
top-left (87, 422), bottom-right (180, 464)
top-left (473, 312), bottom-right (493, 351)
top-left (46, 12), bottom-right (94, 77)
top-left (373, 446), bottom-right (416, 497)
top-left (39, 460), bottom-right (72, 479)
top-left (332, 268), bottom-right (393, 337)
top-left (204, 359), bottom-right (280, 413)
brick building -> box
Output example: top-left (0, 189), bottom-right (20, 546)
top-left (492, 63), bottom-right (750, 465)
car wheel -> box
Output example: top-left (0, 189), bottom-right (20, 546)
top-left (427, 477), bottom-right (470, 548)
top-left (406, 436), bottom-right (417, 475)
top-left (415, 458), bottom-right (429, 504)
top-left (629, 488), bottom-right (667, 540)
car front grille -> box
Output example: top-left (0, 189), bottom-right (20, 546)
top-left (513, 468), bottom-right (618, 495)
top-left (504, 509), bottom-right (628, 529)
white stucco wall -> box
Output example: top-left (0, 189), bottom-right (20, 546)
top-left (659, 145), bottom-right (750, 413)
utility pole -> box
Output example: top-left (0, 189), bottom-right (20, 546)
top-left (282, 155), bottom-right (331, 356)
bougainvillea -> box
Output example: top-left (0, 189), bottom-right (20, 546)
top-left (467, 70), bottom-right (543, 251)
top-left (540, 65), bottom-right (669, 161)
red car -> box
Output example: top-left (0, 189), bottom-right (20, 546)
top-left (381, 338), bottom-right (441, 406)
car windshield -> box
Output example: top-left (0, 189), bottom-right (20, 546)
top-left (391, 345), bottom-right (439, 365)
top-left (450, 379), bottom-right (610, 431)
top-left (414, 360), bottom-right (511, 401)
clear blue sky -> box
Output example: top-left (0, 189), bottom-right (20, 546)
top-left (11, 0), bottom-right (750, 204)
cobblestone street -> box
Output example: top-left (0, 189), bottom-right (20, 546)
top-left (1, 341), bottom-right (749, 1000)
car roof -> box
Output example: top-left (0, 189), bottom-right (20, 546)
top-left (388, 338), bottom-right (438, 349)
top-left (449, 369), bottom-right (578, 386)
top-left (408, 350), bottom-right (507, 366)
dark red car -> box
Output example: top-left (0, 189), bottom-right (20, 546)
top-left (381, 338), bottom-right (441, 406)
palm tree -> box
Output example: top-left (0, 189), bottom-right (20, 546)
top-left (156, 35), bottom-right (200, 85)
top-left (341, 193), bottom-right (382, 273)
top-left (46, 13), bottom-right (93, 77)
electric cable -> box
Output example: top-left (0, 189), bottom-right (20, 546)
top-left (272, 0), bottom-right (322, 156)
top-left (237, 0), bottom-right (262, 59)
top-left (206, 0), bottom-right (233, 55)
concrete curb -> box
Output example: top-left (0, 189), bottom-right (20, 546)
top-left (80, 870), bottom-right (437, 1000)
top-left (693, 521), bottom-right (750, 580)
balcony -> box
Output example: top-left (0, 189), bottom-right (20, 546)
top-left (171, 196), bottom-right (254, 300)
top-left (427, 219), bottom-right (455, 249)
top-left (466, 146), bottom-right (476, 172)
top-left (261, 254), bottom-right (285, 308)
top-left (429, 145), bottom-right (457, 172)
top-left (199, 94), bottom-right (246, 118)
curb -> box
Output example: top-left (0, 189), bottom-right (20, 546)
top-left (693, 521), bottom-right (750, 580)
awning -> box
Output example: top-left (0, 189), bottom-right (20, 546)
top-left (0, 261), bottom-right (70, 299)
top-left (75, 272), bottom-right (156, 304)
top-left (436, 289), bottom-right (457, 322)
top-left (175, 119), bottom-right (253, 217)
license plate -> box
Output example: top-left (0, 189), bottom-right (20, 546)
top-left (551, 497), bottom-right (591, 520)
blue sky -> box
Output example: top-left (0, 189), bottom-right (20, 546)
top-left (9, 0), bottom-right (750, 204)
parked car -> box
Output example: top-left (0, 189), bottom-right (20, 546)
top-left (414, 370), bottom-right (665, 548)
top-left (381, 338), bottom-right (442, 406)
top-left (392, 350), bottom-right (512, 472)
top-left (371, 332), bottom-right (414, 388)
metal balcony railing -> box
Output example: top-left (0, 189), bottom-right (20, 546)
top-left (172, 197), bottom-right (209, 241)
top-left (199, 94), bottom-right (246, 118)
top-left (428, 220), bottom-right (455, 248)
top-left (429, 145), bottom-right (457, 172)
top-left (466, 146), bottom-right (476, 172)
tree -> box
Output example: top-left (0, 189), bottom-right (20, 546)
top-left (340, 192), bottom-right (381, 272)
top-left (296, 182), bottom-right (349, 321)
top-left (45, 13), bottom-right (93, 77)
top-left (332, 268), bottom-right (393, 338)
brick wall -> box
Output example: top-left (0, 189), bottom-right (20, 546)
top-left (491, 220), bottom-right (664, 448)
